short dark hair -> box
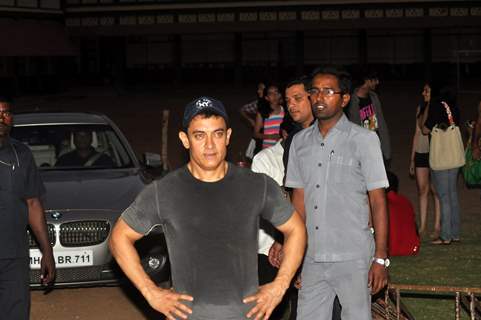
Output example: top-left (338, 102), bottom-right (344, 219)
top-left (311, 66), bottom-right (352, 94)
top-left (362, 70), bottom-right (379, 82)
top-left (285, 76), bottom-right (311, 92)
top-left (183, 109), bottom-right (229, 131)
top-left (386, 171), bottom-right (399, 193)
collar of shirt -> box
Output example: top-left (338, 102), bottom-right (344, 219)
top-left (313, 113), bottom-right (350, 143)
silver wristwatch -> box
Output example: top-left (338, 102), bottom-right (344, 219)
top-left (373, 257), bottom-right (390, 268)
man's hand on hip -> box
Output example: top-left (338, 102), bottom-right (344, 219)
top-left (368, 263), bottom-right (388, 294)
top-left (243, 281), bottom-right (287, 320)
top-left (145, 287), bottom-right (193, 320)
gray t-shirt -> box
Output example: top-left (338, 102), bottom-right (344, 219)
top-left (121, 163), bottom-right (293, 320)
top-left (286, 115), bottom-right (388, 262)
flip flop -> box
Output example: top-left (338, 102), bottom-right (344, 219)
top-left (431, 238), bottom-right (451, 245)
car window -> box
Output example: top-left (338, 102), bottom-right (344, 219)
top-left (10, 124), bottom-right (134, 169)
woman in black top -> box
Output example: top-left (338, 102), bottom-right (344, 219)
top-left (422, 85), bottom-right (461, 245)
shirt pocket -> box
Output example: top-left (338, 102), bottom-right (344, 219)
top-left (331, 154), bottom-right (355, 184)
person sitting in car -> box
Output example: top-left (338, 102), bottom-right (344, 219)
top-left (56, 129), bottom-right (113, 167)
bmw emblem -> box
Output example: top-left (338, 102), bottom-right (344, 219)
top-left (51, 211), bottom-right (62, 220)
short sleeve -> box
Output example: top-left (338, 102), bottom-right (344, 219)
top-left (260, 175), bottom-right (293, 227)
top-left (251, 152), bottom-right (270, 177)
top-left (23, 149), bottom-right (46, 199)
top-left (358, 132), bottom-right (389, 191)
top-left (121, 182), bottom-right (162, 235)
top-left (285, 137), bottom-right (303, 189)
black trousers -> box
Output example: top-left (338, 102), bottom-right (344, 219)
top-left (0, 258), bottom-right (30, 320)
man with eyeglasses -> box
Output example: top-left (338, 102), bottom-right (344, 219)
top-left (347, 71), bottom-right (391, 166)
top-left (285, 68), bottom-right (389, 320)
top-left (0, 97), bottom-right (56, 319)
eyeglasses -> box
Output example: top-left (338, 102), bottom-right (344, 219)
top-left (308, 87), bottom-right (343, 97)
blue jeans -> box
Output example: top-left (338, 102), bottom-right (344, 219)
top-left (431, 168), bottom-right (460, 241)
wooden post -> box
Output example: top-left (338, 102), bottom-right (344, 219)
top-left (455, 292), bottom-right (460, 320)
top-left (384, 288), bottom-right (390, 319)
top-left (470, 292), bottom-right (475, 320)
top-left (161, 109), bottom-right (169, 171)
top-left (396, 289), bottom-right (401, 320)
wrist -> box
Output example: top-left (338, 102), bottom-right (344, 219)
top-left (272, 275), bottom-right (290, 293)
top-left (140, 281), bottom-right (162, 300)
top-left (373, 257), bottom-right (391, 268)
top-left (374, 250), bottom-right (388, 259)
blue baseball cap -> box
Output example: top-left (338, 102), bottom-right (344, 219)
top-left (182, 96), bottom-right (229, 129)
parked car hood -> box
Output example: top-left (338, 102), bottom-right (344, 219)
top-left (40, 169), bottom-right (147, 211)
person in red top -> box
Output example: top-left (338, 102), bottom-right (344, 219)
top-left (386, 171), bottom-right (420, 256)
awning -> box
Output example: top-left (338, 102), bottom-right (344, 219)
top-left (0, 21), bottom-right (78, 57)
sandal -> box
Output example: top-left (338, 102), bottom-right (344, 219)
top-left (431, 238), bottom-right (451, 245)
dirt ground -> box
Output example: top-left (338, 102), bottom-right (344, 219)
top-left (20, 81), bottom-right (481, 320)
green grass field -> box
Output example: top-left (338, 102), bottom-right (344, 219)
top-left (389, 188), bottom-right (481, 319)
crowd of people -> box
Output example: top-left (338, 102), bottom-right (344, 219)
top-left (2, 64), bottom-right (480, 320)
top-left (110, 67), bottom-right (392, 320)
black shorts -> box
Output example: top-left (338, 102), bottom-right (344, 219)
top-left (414, 152), bottom-right (430, 168)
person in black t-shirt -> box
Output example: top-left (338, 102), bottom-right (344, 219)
top-left (347, 71), bottom-right (391, 165)
top-left (109, 96), bottom-right (306, 320)
top-left (0, 97), bottom-right (55, 320)
top-left (56, 129), bottom-right (113, 167)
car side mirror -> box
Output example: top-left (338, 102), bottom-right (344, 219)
top-left (143, 152), bottom-right (162, 168)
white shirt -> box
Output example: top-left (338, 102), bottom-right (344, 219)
top-left (251, 140), bottom-right (285, 255)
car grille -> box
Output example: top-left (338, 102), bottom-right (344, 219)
top-left (60, 221), bottom-right (110, 247)
top-left (30, 265), bottom-right (118, 284)
top-left (27, 224), bottom-right (56, 248)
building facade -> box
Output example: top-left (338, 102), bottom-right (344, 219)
top-left (1, 0), bottom-right (481, 92)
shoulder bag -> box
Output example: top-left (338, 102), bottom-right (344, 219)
top-left (429, 102), bottom-right (465, 170)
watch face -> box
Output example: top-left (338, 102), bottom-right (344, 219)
top-left (385, 259), bottom-right (391, 267)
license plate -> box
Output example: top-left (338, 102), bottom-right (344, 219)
top-left (29, 250), bottom-right (93, 269)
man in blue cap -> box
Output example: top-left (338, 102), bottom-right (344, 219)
top-left (110, 96), bottom-right (306, 320)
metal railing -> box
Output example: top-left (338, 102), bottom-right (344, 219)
top-left (385, 284), bottom-right (481, 320)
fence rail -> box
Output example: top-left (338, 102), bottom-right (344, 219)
top-left (385, 284), bottom-right (481, 320)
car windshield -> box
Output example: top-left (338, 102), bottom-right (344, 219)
top-left (10, 124), bottom-right (134, 169)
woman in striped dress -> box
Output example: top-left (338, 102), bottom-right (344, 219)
top-left (253, 84), bottom-right (285, 149)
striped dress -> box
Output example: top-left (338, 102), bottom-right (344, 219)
top-left (262, 107), bottom-right (285, 149)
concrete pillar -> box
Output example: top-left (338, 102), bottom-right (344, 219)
top-left (358, 29), bottom-right (367, 67)
top-left (295, 31), bottom-right (304, 76)
top-left (172, 34), bottom-right (182, 86)
top-left (423, 28), bottom-right (432, 82)
top-left (234, 32), bottom-right (242, 85)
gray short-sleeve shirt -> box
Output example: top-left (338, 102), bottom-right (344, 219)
top-left (285, 114), bottom-right (388, 262)
top-left (121, 163), bottom-right (293, 320)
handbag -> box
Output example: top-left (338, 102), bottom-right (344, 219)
top-left (463, 146), bottom-right (481, 186)
top-left (429, 102), bottom-right (465, 170)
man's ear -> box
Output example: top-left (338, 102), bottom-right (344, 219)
top-left (178, 131), bottom-right (190, 150)
top-left (341, 93), bottom-right (351, 109)
top-left (225, 128), bottom-right (232, 146)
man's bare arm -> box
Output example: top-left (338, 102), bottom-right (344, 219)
top-left (27, 197), bottom-right (55, 285)
top-left (291, 188), bottom-right (306, 222)
top-left (367, 188), bottom-right (389, 294)
top-left (244, 211), bottom-right (306, 320)
top-left (109, 218), bottom-right (193, 320)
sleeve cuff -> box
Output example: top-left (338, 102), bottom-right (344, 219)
top-left (367, 180), bottom-right (389, 191)
top-left (284, 180), bottom-right (303, 189)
